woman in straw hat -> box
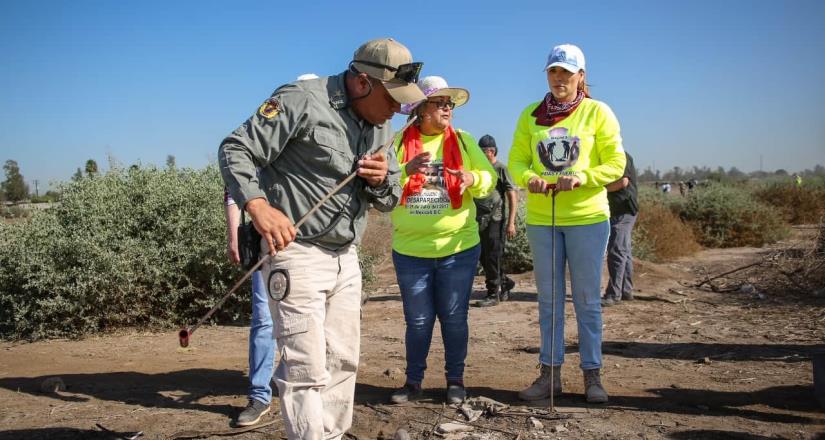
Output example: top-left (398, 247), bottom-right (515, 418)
top-left (508, 44), bottom-right (626, 404)
top-left (388, 76), bottom-right (496, 405)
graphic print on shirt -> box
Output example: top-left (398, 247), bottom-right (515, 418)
top-left (407, 160), bottom-right (450, 216)
top-left (537, 127), bottom-right (580, 174)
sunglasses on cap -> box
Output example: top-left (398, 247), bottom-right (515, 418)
top-left (351, 60), bottom-right (423, 84)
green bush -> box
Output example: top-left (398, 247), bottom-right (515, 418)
top-left (503, 196), bottom-right (532, 273)
top-left (0, 165), bottom-right (245, 340)
top-left (1, 205), bottom-right (30, 219)
top-left (678, 182), bottom-right (788, 248)
top-left (0, 164), bottom-right (383, 341)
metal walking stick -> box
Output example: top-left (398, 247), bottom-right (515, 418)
top-left (549, 184), bottom-right (558, 413)
top-left (179, 116), bottom-right (418, 347)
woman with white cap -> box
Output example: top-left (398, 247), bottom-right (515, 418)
top-left (388, 76), bottom-right (496, 405)
top-left (508, 44), bottom-right (626, 403)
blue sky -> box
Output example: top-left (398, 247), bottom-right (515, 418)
top-left (1, 0), bottom-right (823, 191)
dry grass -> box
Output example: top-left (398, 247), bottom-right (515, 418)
top-left (761, 222), bottom-right (825, 295)
top-left (361, 211), bottom-right (393, 262)
top-left (634, 200), bottom-right (701, 262)
top-left (754, 184), bottom-right (825, 225)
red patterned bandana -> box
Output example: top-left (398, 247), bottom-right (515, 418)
top-left (532, 90), bottom-right (585, 127)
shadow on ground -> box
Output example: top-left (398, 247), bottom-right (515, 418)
top-left (606, 385), bottom-right (823, 425)
top-left (602, 341), bottom-right (822, 363)
top-left (0, 428), bottom-right (112, 440)
top-left (0, 368), bottom-right (245, 416)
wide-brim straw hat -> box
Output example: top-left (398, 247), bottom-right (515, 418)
top-left (400, 75), bottom-right (469, 115)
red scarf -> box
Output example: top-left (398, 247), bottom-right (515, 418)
top-left (400, 124), bottom-right (464, 209)
top-left (532, 90), bottom-right (587, 127)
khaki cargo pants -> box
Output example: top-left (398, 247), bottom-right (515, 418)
top-left (261, 241), bottom-right (361, 440)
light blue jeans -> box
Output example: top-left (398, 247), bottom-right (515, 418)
top-left (249, 270), bottom-right (276, 405)
top-left (393, 245), bottom-right (481, 384)
top-left (527, 221), bottom-right (609, 370)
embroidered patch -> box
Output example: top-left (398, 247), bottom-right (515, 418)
top-left (258, 98), bottom-right (282, 119)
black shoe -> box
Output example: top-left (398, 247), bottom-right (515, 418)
top-left (621, 291), bottom-right (634, 301)
top-left (601, 295), bottom-right (620, 307)
top-left (503, 278), bottom-right (516, 293)
top-left (499, 290), bottom-right (510, 302)
top-left (446, 382), bottom-right (466, 404)
top-left (390, 383), bottom-right (423, 404)
top-left (476, 295), bottom-right (499, 307)
top-left (235, 399), bottom-right (270, 427)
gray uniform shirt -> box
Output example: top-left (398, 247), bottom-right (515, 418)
top-left (218, 72), bottom-right (401, 251)
top-left (474, 161), bottom-right (516, 222)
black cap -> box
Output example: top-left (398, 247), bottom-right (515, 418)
top-left (478, 134), bottom-right (497, 152)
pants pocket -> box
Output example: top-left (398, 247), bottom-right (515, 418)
top-left (276, 314), bottom-right (325, 384)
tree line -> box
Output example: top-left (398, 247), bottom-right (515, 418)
top-left (1, 155), bottom-right (177, 203)
top-left (638, 164), bottom-right (825, 183)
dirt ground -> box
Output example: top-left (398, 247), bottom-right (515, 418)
top-left (1, 230), bottom-right (824, 440)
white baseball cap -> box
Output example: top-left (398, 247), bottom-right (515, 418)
top-left (544, 44), bottom-right (586, 73)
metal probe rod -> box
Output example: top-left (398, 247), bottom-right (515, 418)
top-left (179, 116), bottom-right (417, 347)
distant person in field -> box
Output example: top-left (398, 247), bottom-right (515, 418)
top-left (601, 151), bottom-right (638, 307)
top-left (678, 181), bottom-right (686, 197)
top-left (474, 134), bottom-right (518, 307)
top-left (508, 43), bottom-right (625, 404)
top-left (388, 75), bottom-right (496, 406)
top-left (794, 173), bottom-right (802, 188)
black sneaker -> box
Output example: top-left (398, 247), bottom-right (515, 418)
top-left (235, 399), bottom-right (270, 427)
top-left (622, 291), bottom-right (634, 301)
top-left (601, 295), bottom-right (620, 307)
top-left (476, 295), bottom-right (499, 307)
top-left (446, 382), bottom-right (466, 404)
top-left (390, 383), bottom-right (423, 404)
top-left (503, 278), bottom-right (516, 294)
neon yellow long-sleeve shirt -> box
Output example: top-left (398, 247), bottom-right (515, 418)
top-left (508, 98), bottom-right (626, 226)
top-left (391, 129), bottom-right (496, 258)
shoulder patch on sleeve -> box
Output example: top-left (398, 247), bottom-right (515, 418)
top-left (258, 97), bottom-right (282, 119)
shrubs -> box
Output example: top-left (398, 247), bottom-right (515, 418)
top-left (752, 182), bottom-right (825, 225)
top-left (1, 205), bottom-right (30, 220)
top-left (503, 196), bottom-right (532, 273)
top-left (0, 165), bottom-right (244, 340)
top-left (0, 164), bottom-right (385, 340)
top-left (633, 188), bottom-right (701, 262)
top-left (678, 182), bottom-right (788, 248)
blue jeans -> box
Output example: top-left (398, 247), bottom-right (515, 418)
top-left (249, 270), bottom-right (276, 405)
top-left (527, 221), bottom-right (609, 370)
top-left (393, 245), bottom-right (481, 384)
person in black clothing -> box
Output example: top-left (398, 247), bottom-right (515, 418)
top-left (602, 151), bottom-right (639, 306)
top-left (474, 135), bottom-right (518, 307)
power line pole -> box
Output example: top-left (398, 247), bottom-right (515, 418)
top-left (34, 180), bottom-right (39, 198)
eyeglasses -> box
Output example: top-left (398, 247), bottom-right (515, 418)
top-left (350, 60), bottom-right (423, 84)
top-left (427, 99), bottom-right (455, 110)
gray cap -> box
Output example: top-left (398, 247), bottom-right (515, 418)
top-left (478, 135), bottom-right (497, 152)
